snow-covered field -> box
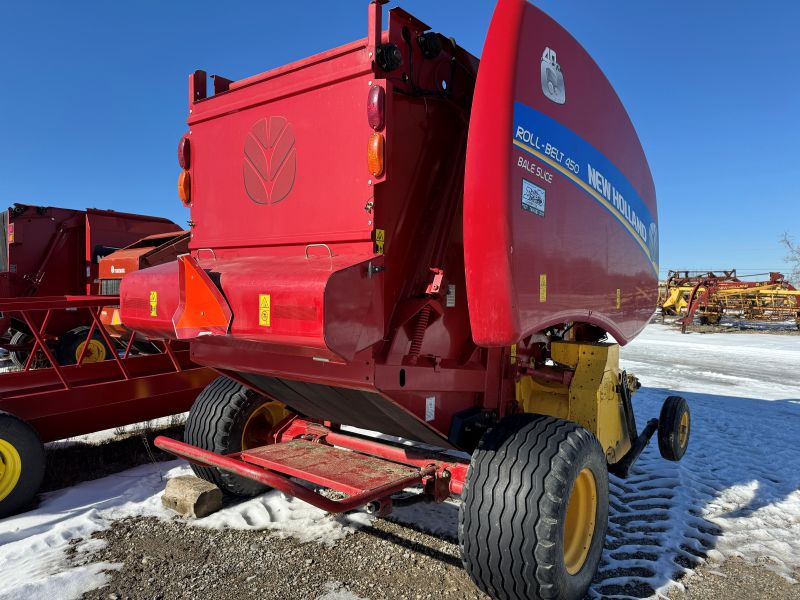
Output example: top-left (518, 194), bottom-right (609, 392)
top-left (0, 324), bottom-right (797, 599)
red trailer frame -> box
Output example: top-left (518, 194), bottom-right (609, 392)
top-left (0, 295), bottom-right (215, 442)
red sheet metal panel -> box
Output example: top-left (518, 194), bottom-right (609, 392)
top-left (185, 41), bottom-right (376, 251)
top-left (464, 0), bottom-right (658, 347)
top-left (120, 260), bottom-right (182, 339)
top-left (121, 252), bottom-right (385, 362)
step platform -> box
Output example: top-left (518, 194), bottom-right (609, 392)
top-left (241, 439), bottom-right (419, 496)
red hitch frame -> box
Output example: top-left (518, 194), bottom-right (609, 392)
top-left (155, 417), bottom-right (470, 514)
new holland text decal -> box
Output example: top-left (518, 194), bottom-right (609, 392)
top-left (512, 102), bottom-right (659, 273)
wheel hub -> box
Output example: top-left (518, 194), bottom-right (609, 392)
top-left (678, 411), bottom-right (690, 449)
top-left (76, 338), bottom-right (107, 363)
top-left (563, 467), bottom-right (597, 575)
top-left (241, 401), bottom-right (291, 450)
top-left (0, 438), bottom-right (22, 501)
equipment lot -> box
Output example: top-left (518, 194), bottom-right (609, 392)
top-left (0, 323), bottom-right (797, 599)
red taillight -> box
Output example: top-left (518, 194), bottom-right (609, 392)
top-left (178, 134), bottom-right (191, 169)
top-left (367, 85), bottom-right (385, 130)
top-left (178, 170), bottom-right (191, 205)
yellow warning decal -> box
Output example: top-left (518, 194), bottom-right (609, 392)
top-left (375, 228), bottom-right (385, 254)
top-left (616, 288), bottom-right (621, 309)
top-left (149, 291), bottom-right (158, 317)
top-left (539, 274), bottom-right (547, 303)
top-left (111, 309), bottom-right (122, 326)
top-left (259, 294), bottom-right (271, 327)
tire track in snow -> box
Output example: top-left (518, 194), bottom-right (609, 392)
top-left (587, 383), bottom-right (800, 599)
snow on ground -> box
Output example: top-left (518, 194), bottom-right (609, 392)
top-left (0, 460), bottom-right (371, 600)
top-left (0, 323), bottom-right (798, 599)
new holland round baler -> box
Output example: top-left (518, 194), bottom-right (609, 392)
top-left (120, 2), bottom-right (690, 598)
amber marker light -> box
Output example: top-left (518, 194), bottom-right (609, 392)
top-left (368, 132), bottom-right (385, 178)
top-left (178, 170), bottom-right (191, 205)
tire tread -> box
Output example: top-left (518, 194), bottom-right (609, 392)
top-left (184, 377), bottom-right (268, 497)
top-left (459, 415), bottom-right (608, 600)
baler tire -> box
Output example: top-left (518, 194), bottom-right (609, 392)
top-left (0, 411), bottom-right (45, 519)
top-left (184, 377), bottom-right (276, 497)
top-left (459, 414), bottom-right (608, 600)
top-left (9, 331), bottom-right (48, 370)
top-left (658, 396), bottom-right (690, 461)
top-left (56, 326), bottom-right (111, 366)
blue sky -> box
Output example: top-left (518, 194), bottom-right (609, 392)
top-left (1, 1), bottom-right (798, 280)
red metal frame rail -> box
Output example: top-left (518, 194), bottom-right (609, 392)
top-left (155, 417), bottom-right (471, 514)
top-left (0, 295), bottom-right (216, 442)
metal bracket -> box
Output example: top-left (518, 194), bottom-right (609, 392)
top-left (426, 268), bottom-right (444, 296)
top-left (367, 261), bottom-right (385, 278)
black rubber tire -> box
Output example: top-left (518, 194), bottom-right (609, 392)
top-left (55, 326), bottom-right (112, 366)
top-left (0, 411), bottom-right (46, 519)
top-left (184, 376), bottom-right (272, 497)
top-left (459, 414), bottom-right (609, 600)
top-left (658, 396), bottom-right (690, 461)
top-left (9, 331), bottom-right (48, 370)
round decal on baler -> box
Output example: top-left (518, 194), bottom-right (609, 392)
top-left (243, 116), bottom-right (297, 205)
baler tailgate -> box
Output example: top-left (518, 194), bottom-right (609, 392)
top-left (242, 439), bottom-right (418, 496)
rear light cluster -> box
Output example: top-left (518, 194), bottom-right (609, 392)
top-left (367, 85), bottom-right (386, 178)
top-left (177, 134), bottom-right (191, 205)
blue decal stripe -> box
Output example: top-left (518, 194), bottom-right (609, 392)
top-left (513, 138), bottom-right (657, 272)
top-left (513, 102), bottom-right (658, 275)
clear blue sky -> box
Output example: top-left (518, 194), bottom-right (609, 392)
top-left (1, 1), bottom-right (798, 280)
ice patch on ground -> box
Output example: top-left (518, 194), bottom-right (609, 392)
top-left (317, 581), bottom-right (369, 600)
top-left (0, 561), bottom-right (120, 600)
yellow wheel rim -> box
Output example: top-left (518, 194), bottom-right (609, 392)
top-left (0, 438), bottom-right (22, 502)
top-left (76, 338), bottom-right (107, 364)
top-left (678, 411), bottom-right (690, 449)
top-left (563, 467), bottom-right (597, 575)
top-left (241, 401), bottom-right (291, 450)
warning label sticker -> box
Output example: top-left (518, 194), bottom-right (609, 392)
top-left (149, 291), bottom-right (158, 317)
top-left (521, 178), bottom-right (546, 217)
top-left (375, 228), bottom-right (385, 254)
top-left (258, 294), bottom-right (271, 327)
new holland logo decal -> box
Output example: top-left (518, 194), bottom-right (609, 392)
top-left (243, 116), bottom-right (297, 205)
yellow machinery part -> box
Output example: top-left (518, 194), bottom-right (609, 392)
top-left (517, 341), bottom-right (633, 464)
top-left (661, 286), bottom-right (695, 313)
top-left (0, 438), bottom-right (22, 502)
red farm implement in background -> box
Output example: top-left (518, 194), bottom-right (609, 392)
top-left (0, 295), bottom-right (216, 518)
top-left (0, 227), bottom-right (215, 519)
top-left (97, 230), bottom-right (191, 337)
top-left (119, 2), bottom-right (689, 599)
top-left (661, 269), bottom-right (800, 331)
top-left (0, 203), bottom-right (181, 367)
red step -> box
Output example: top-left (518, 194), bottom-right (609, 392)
top-left (241, 439), bottom-right (420, 496)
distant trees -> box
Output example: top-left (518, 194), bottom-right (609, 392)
top-left (781, 233), bottom-right (800, 284)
